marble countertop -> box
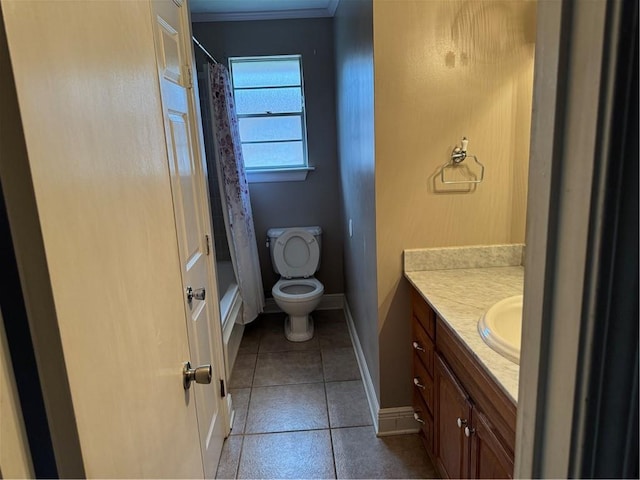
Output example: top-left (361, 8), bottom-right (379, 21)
top-left (404, 246), bottom-right (523, 403)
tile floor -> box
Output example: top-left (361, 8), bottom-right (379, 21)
top-left (216, 309), bottom-right (438, 479)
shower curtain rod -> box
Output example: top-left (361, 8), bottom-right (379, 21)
top-left (192, 35), bottom-right (218, 64)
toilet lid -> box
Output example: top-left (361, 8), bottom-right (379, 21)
top-left (273, 229), bottom-right (320, 279)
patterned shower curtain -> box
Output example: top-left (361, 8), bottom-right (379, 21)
top-left (207, 62), bottom-right (264, 324)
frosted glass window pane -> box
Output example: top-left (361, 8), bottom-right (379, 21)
top-left (242, 142), bottom-right (304, 169)
top-left (239, 116), bottom-right (302, 142)
top-left (232, 59), bottom-right (301, 88)
top-left (235, 87), bottom-right (301, 115)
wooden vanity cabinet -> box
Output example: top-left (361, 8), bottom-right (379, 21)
top-left (434, 353), bottom-right (472, 479)
top-left (410, 286), bottom-right (516, 479)
top-left (469, 408), bottom-right (514, 479)
top-left (410, 288), bottom-right (436, 455)
top-left (434, 352), bottom-right (514, 479)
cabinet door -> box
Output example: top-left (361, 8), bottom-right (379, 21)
top-left (469, 410), bottom-right (514, 479)
top-left (435, 353), bottom-right (472, 479)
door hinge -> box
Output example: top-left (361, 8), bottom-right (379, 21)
top-left (185, 67), bottom-right (193, 89)
top-left (205, 234), bottom-right (211, 255)
top-left (220, 379), bottom-right (226, 397)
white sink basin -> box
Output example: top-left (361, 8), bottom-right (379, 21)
top-left (478, 295), bottom-right (523, 364)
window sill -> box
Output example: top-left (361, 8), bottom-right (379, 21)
top-left (246, 166), bottom-right (315, 184)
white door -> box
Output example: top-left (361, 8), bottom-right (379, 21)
top-left (150, 1), bottom-right (227, 477)
top-left (2, 0), bottom-right (216, 476)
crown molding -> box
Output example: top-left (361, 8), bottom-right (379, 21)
top-left (191, 1), bottom-right (340, 22)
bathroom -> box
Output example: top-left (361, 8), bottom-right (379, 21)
top-left (0, 0), bottom-right (635, 477)
top-left (193, 0), bottom-right (637, 477)
top-left (193, 0), bottom-right (533, 476)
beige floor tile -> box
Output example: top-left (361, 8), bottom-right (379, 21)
top-left (322, 346), bottom-right (360, 381)
top-left (237, 325), bottom-right (261, 355)
top-left (326, 380), bottom-right (372, 428)
top-left (331, 426), bottom-right (438, 479)
top-left (253, 350), bottom-right (323, 386)
top-left (258, 327), bottom-right (320, 353)
top-left (254, 312), bottom-right (285, 332)
top-left (316, 321), bottom-right (352, 349)
top-left (312, 309), bottom-right (347, 323)
top-left (237, 430), bottom-right (335, 479)
top-left (215, 435), bottom-right (243, 480)
top-left (229, 354), bottom-right (256, 389)
top-left (245, 383), bottom-right (328, 433)
top-left (229, 388), bottom-right (250, 435)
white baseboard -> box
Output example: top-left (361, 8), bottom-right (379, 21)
top-left (222, 291), bottom-right (244, 381)
top-left (343, 298), bottom-right (420, 436)
top-left (377, 407), bottom-right (420, 436)
top-left (225, 392), bottom-right (234, 437)
top-left (263, 293), bottom-right (345, 314)
top-left (317, 293), bottom-right (344, 310)
top-left (343, 299), bottom-right (380, 434)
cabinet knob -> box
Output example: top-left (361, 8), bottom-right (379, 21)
top-left (457, 417), bottom-right (467, 428)
top-left (413, 377), bottom-right (426, 390)
top-left (413, 412), bottom-right (425, 424)
top-left (464, 426), bottom-right (476, 437)
top-left (412, 341), bottom-right (426, 352)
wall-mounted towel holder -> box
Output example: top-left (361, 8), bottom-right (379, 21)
top-left (439, 137), bottom-right (485, 185)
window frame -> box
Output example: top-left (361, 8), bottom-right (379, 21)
top-left (228, 54), bottom-right (313, 183)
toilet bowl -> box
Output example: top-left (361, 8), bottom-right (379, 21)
top-left (272, 278), bottom-right (324, 342)
top-left (267, 226), bottom-right (324, 342)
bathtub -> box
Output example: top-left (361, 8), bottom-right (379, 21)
top-left (216, 260), bottom-right (244, 380)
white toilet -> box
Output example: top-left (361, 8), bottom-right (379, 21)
top-left (267, 226), bottom-right (324, 342)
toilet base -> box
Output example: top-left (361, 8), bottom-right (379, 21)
top-left (285, 314), bottom-right (314, 342)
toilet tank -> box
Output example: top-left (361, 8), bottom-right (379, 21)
top-left (267, 226), bottom-right (322, 275)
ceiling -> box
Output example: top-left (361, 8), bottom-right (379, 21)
top-left (190, 0), bottom-right (340, 22)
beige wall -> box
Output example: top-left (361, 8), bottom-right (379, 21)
top-left (373, 0), bottom-right (536, 407)
top-left (2, 0), bottom-right (204, 476)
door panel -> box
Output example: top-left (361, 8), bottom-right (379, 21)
top-left (151, 1), bottom-right (226, 477)
top-left (470, 410), bottom-right (514, 479)
top-left (1, 0), bottom-right (205, 476)
top-left (435, 353), bottom-right (472, 479)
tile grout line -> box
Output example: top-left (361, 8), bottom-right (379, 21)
top-left (222, 311), bottom-right (381, 479)
top-left (322, 361), bottom-right (339, 480)
top-left (230, 322), bottom-right (265, 479)
top-left (320, 359), bottom-right (335, 478)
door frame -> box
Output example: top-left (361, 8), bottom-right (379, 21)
top-left (181, 0), bottom-right (233, 438)
top-left (517, 0), bottom-right (638, 477)
top-left (0, 8), bottom-right (84, 477)
top-left (149, 0), bottom-right (232, 473)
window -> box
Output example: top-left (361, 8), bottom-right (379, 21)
top-left (229, 55), bottom-right (311, 182)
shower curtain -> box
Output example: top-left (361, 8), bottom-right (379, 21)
top-left (207, 62), bottom-right (264, 324)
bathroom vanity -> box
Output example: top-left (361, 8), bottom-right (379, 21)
top-left (404, 246), bottom-right (523, 479)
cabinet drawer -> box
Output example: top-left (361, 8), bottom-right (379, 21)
top-left (411, 288), bottom-right (435, 339)
top-left (412, 320), bottom-right (434, 377)
top-left (413, 354), bottom-right (434, 414)
top-left (413, 389), bottom-right (434, 455)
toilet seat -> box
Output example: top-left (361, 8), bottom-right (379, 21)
top-left (272, 278), bottom-right (324, 302)
top-left (272, 229), bottom-right (320, 279)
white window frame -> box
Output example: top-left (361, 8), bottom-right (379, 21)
top-left (228, 54), bottom-right (314, 183)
